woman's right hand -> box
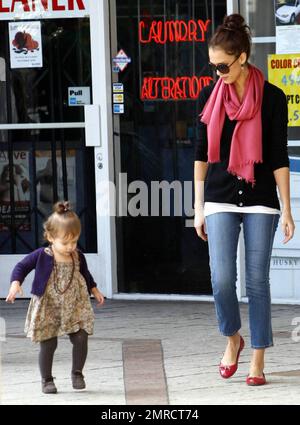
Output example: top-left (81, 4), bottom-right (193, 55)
top-left (194, 207), bottom-right (208, 241)
top-left (6, 281), bottom-right (23, 303)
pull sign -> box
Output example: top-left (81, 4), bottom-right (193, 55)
top-left (68, 87), bottom-right (91, 106)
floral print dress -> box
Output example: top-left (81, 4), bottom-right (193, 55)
top-left (25, 250), bottom-right (94, 342)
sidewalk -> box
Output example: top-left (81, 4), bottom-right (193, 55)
top-left (1, 299), bottom-right (300, 405)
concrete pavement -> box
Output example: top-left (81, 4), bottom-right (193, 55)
top-left (1, 299), bottom-right (300, 405)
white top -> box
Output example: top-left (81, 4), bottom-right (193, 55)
top-left (204, 202), bottom-right (280, 217)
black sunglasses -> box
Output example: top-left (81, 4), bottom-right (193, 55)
top-left (208, 56), bottom-right (240, 74)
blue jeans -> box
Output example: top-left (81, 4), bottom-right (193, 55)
top-left (205, 213), bottom-right (279, 349)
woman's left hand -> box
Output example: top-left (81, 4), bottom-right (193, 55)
top-left (91, 288), bottom-right (105, 307)
top-left (281, 210), bottom-right (295, 244)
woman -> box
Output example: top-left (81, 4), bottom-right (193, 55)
top-left (194, 14), bottom-right (295, 386)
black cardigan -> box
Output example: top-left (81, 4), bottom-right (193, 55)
top-left (194, 81), bottom-right (289, 210)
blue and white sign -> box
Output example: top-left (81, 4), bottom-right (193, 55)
top-left (112, 49), bottom-right (131, 72)
top-left (113, 83), bottom-right (124, 93)
top-left (113, 104), bottom-right (124, 114)
top-left (289, 156), bottom-right (300, 173)
top-left (68, 87), bottom-right (91, 106)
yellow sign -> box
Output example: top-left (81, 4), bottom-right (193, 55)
top-left (268, 54), bottom-right (300, 127)
top-left (113, 93), bottom-right (124, 104)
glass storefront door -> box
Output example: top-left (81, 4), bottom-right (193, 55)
top-left (111, 0), bottom-right (227, 295)
top-left (239, 0), bottom-right (300, 302)
top-left (0, 1), bottom-right (113, 298)
top-left (0, 18), bottom-right (97, 254)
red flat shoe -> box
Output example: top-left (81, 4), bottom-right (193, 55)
top-left (246, 373), bottom-right (266, 386)
top-left (219, 336), bottom-right (245, 379)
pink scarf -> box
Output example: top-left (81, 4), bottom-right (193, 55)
top-left (200, 64), bottom-right (265, 185)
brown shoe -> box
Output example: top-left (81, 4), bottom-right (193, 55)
top-left (42, 377), bottom-right (57, 394)
top-left (71, 371), bottom-right (86, 390)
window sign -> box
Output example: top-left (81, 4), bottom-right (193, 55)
top-left (112, 49), bottom-right (131, 72)
top-left (113, 83), bottom-right (124, 93)
top-left (139, 18), bottom-right (212, 100)
top-left (141, 75), bottom-right (213, 101)
top-left (113, 104), bottom-right (124, 114)
top-left (139, 19), bottom-right (211, 44)
top-left (0, 150), bottom-right (30, 231)
top-left (113, 93), bottom-right (124, 104)
top-left (268, 54), bottom-right (300, 127)
top-left (275, 0), bottom-right (300, 53)
top-left (35, 150), bottom-right (77, 219)
top-left (68, 86), bottom-right (91, 106)
top-left (9, 21), bottom-right (43, 68)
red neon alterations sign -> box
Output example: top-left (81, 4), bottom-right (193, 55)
top-left (139, 19), bottom-right (211, 44)
top-left (141, 76), bottom-right (213, 101)
top-left (139, 18), bottom-right (212, 100)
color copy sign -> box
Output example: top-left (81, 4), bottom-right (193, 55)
top-left (268, 54), bottom-right (300, 127)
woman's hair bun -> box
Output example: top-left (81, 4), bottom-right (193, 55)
top-left (53, 201), bottom-right (71, 214)
top-left (223, 14), bottom-right (247, 31)
top-left (209, 13), bottom-right (251, 61)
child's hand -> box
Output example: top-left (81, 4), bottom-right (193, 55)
top-left (91, 288), bottom-right (105, 308)
top-left (6, 281), bottom-right (23, 303)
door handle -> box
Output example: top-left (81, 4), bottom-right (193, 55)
top-left (84, 104), bottom-right (101, 147)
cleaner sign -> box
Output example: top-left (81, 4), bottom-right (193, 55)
top-left (0, 0), bottom-right (89, 20)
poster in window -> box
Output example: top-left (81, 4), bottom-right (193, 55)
top-left (35, 150), bottom-right (76, 218)
top-left (0, 150), bottom-right (30, 231)
top-left (268, 54), bottom-right (300, 127)
top-left (275, 0), bottom-right (300, 53)
top-left (9, 21), bottom-right (43, 69)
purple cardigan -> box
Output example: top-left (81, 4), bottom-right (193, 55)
top-left (10, 247), bottom-right (97, 296)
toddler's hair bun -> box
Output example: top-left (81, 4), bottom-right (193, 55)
top-left (43, 200), bottom-right (80, 241)
top-left (53, 201), bottom-right (71, 214)
top-left (223, 14), bottom-right (247, 31)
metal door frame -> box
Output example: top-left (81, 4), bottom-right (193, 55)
top-left (109, 0), bottom-right (239, 302)
top-left (0, 0), bottom-right (117, 299)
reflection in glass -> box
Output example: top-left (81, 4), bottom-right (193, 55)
top-left (239, 0), bottom-right (276, 37)
top-left (0, 18), bottom-right (92, 125)
top-left (113, 0), bottom-right (227, 295)
top-left (0, 133), bottom-right (97, 254)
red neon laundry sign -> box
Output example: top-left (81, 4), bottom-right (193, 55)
top-left (139, 19), bottom-right (211, 44)
top-left (141, 76), bottom-right (213, 101)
